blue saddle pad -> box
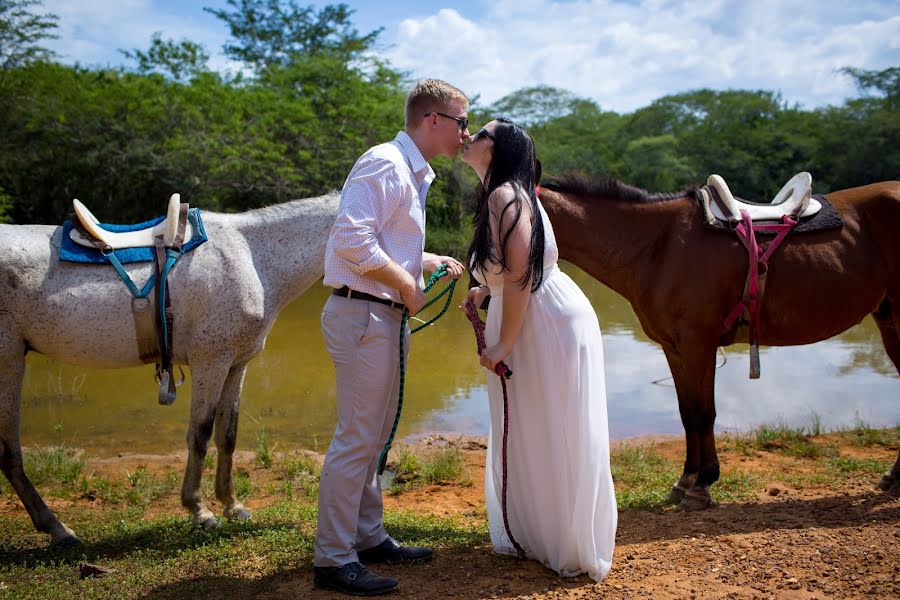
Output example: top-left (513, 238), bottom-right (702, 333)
top-left (59, 208), bottom-right (208, 264)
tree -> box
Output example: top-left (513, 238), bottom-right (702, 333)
top-left (205, 0), bottom-right (380, 73)
top-left (489, 85), bottom-right (581, 128)
top-left (0, 0), bottom-right (57, 70)
top-left (121, 33), bottom-right (210, 83)
top-left (621, 134), bottom-right (696, 192)
top-left (840, 66), bottom-right (900, 108)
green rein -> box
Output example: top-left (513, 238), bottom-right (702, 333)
top-left (376, 263), bottom-right (456, 475)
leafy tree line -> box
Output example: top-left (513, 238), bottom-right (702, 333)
top-left (0, 0), bottom-right (897, 257)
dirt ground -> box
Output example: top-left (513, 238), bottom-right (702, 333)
top-left (8, 435), bottom-right (900, 599)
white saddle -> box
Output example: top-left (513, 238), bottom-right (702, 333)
top-left (707, 172), bottom-right (820, 222)
top-left (70, 193), bottom-right (193, 250)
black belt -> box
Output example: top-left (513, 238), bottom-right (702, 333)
top-left (332, 286), bottom-right (405, 310)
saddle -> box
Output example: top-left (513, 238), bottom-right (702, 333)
top-left (696, 172), bottom-right (840, 381)
top-left (70, 194), bottom-right (194, 250)
top-left (62, 194), bottom-right (208, 405)
top-left (699, 172), bottom-right (820, 224)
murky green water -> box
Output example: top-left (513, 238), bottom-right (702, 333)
top-left (20, 263), bottom-right (899, 456)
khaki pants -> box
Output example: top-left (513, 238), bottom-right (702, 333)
top-left (313, 293), bottom-right (409, 567)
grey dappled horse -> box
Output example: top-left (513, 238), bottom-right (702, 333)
top-left (0, 192), bottom-right (339, 545)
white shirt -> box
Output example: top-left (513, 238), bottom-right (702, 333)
top-left (323, 131), bottom-right (435, 302)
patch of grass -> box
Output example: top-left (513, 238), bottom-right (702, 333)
top-left (124, 467), bottom-right (180, 507)
top-left (278, 453), bottom-right (320, 500)
top-left (234, 468), bottom-right (254, 500)
top-left (0, 500), bottom-right (487, 600)
top-left (202, 450), bottom-right (217, 472)
top-left (718, 432), bottom-right (755, 456)
top-left (419, 444), bottom-right (471, 486)
top-left (255, 428), bottom-right (274, 468)
top-left (753, 421), bottom-right (823, 458)
top-left (827, 456), bottom-right (891, 475)
top-left (23, 445), bottom-right (84, 487)
top-left (611, 444), bottom-right (679, 510)
top-left (386, 443), bottom-right (472, 494)
top-left (844, 418), bottom-right (899, 448)
top-left (711, 471), bottom-right (759, 504)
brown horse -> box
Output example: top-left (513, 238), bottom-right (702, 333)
top-left (539, 175), bottom-right (900, 509)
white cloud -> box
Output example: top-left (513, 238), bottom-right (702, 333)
top-left (383, 0), bottom-right (900, 113)
top-left (43, 0), bottom-right (228, 69)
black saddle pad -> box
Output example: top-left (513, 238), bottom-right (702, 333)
top-left (700, 193), bottom-right (843, 235)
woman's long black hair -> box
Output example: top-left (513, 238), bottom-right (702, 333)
top-left (467, 118), bottom-right (545, 292)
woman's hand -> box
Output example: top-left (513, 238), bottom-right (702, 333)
top-left (461, 285), bottom-right (490, 311)
top-left (479, 341), bottom-right (511, 373)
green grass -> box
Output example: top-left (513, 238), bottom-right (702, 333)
top-left (843, 418), bottom-right (900, 448)
top-left (0, 501), bottom-right (487, 600)
top-left (277, 453), bottom-right (321, 499)
top-left (3, 427), bottom-right (896, 599)
top-left (751, 420), bottom-right (828, 459)
top-left (22, 445), bottom-right (84, 488)
top-left (255, 428), bottom-right (273, 469)
top-left (827, 455), bottom-right (891, 475)
top-left (386, 443), bottom-right (472, 494)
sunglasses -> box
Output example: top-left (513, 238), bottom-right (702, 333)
top-left (472, 128), bottom-right (495, 142)
top-left (429, 111), bottom-right (469, 131)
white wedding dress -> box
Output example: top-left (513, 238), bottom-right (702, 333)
top-left (473, 200), bottom-right (617, 581)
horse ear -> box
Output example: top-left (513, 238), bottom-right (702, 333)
top-left (534, 159), bottom-right (542, 187)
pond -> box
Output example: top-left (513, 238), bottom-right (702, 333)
top-left (20, 263), bottom-right (900, 456)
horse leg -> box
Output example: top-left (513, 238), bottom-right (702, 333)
top-left (872, 298), bottom-right (900, 375)
top-left (663, 347), bottom-right (700, 504)
top-left (0, 336), bottom-right (80, 546)
top-left (664, 344), bottom-right (719, 510)
top-left (876, 451), bottom-right (900, 496)
top-left (872, 299), bottom-right (900, 495)
top-left (181, 359), bottom-right (230, 529)
top-left (214, 361), bottom-right (252, 521)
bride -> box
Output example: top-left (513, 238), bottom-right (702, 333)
top-left (460, 118), bottom-right (617, 580)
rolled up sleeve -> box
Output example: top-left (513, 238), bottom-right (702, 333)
top-left (331, 158), bottom-right (401, 274)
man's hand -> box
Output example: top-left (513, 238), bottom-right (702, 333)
top-left (400, 283), bottom-right (427, 316)
top-left (423, 253), bottom-right (465, 280)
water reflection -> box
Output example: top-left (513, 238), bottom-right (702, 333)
top-left (20, 263), bottom-right (899, 455)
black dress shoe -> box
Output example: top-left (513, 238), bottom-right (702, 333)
top-left (357, 537), bottom-right (434, 565)
top-left (313, 562), bottom-right (398, 596)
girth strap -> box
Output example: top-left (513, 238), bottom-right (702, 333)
top-left (723, 210), bottom-right (797, 378)
top-left (154, 202), bottom-right (189, 405)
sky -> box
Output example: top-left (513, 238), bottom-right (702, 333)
top-left (41, 0), bottom-right (900, 113)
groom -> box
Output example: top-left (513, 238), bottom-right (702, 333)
top-left (313, 79), bottom-right (468, 596)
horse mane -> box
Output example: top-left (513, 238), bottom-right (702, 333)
top-left (542, 173), bottom-right (696, 203)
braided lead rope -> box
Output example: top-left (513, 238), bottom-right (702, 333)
top-left (377, 264), bottom-right (456, 475)
top-left (463, 298), bottom-right (525, 559)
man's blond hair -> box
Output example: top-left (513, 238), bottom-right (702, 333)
top-left (405, 79), bottom-right (468, 129)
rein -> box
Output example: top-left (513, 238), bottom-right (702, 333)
top-left (376, 264), bottom-right (457, 475)
top-left (463, 298), bottom-right (525, 559)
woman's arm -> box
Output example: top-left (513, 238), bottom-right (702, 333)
top-left (480, 185), bottom-right (533, 372)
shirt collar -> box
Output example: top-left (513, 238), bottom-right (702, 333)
top-left (395, 131), bottom-right (435, 183)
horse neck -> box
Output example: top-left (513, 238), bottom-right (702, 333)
top-left (542, 190), bottom-right (687, 302)
top-left (237, 192), bottom-right (340, 311)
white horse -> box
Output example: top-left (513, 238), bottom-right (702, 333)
top-left (0, 192), bottom-right (340, 546)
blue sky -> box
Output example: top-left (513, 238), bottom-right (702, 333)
top-left (43, 0), bottom-right (900, 113)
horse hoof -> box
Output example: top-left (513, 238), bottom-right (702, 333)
top-left (876, 474), bottom-right (895, 492)
top-left (883, 479), bottom-right (900, 498)
top-left (225, 507), bottom-right (252, 521)
top-left (666, 485), bottom-right (686, 504)
top-left (50, 534), bottom-right (83, 550)
top-left (195, 516), bottom-right (221, 530)
top-left (678, 490), bottom-right (713, 511)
